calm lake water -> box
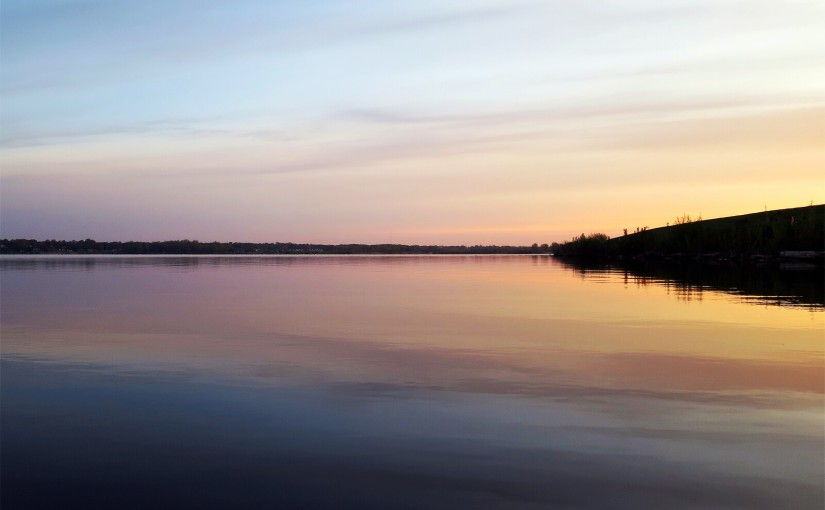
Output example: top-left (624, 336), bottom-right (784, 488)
top-left (1, 255), bottom-right (822, 509)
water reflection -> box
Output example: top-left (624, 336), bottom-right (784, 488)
top-left (559, 258), bottom-right (824, 309)
top-left (1, 256), bottom-right (822, 509)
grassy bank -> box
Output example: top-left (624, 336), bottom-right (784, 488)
top-left (553, 204), bottom-right (824, 262)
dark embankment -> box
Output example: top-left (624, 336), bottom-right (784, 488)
top-left (553, 204), bottom-right (824, 263)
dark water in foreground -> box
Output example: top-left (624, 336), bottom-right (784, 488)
top-left (1, 255), bottom-right (822, 509)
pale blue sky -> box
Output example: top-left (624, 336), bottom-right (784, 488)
top-left (2, 0), bottom-right (823, 243)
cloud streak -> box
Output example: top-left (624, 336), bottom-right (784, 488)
top-left (2, 0), bottom-right (824, 242)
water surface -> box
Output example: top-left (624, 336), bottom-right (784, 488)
top-left (2, 255), bottom-right (822, 509)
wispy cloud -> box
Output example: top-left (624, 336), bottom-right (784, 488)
top-left (0, 117), bottom-right (235, 148)
top-left (3, 0), bottom-right (824, 242)
top-left (0, 1), bottom-right (527, 96)
top-left (5, 91), bottom-right (814, 149)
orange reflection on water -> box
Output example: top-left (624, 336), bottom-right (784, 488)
top-left (2, 255), bottom-right (822, 404)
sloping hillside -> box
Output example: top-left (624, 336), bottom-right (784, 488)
top-left (554, 205), bottom-right (824, 261)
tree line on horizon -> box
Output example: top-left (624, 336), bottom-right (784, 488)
top-left (0, 239), bottom-right (551, 255)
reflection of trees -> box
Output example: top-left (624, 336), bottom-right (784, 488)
top-left (622, 273), bottom-right (705, 302)
top-left (663, 279), bottom-right (704, 303)
top-left (562, 259), bottom-right (823, 309)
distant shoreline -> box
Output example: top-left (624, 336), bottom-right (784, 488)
top-left (0, 240), bottom-right (550, 256)
top-left (0, 253), bottom-right (550, 257)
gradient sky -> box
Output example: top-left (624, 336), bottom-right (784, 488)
top-left (1, 0), bottom-right (823, 244)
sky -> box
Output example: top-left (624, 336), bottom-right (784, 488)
top-left (1, 0), bottom-right (823, 245)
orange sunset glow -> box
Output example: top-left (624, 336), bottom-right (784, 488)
top-left (1, 3), bottom-right (823, 510)
top-left (2, 1), bottom-right (823, 244)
